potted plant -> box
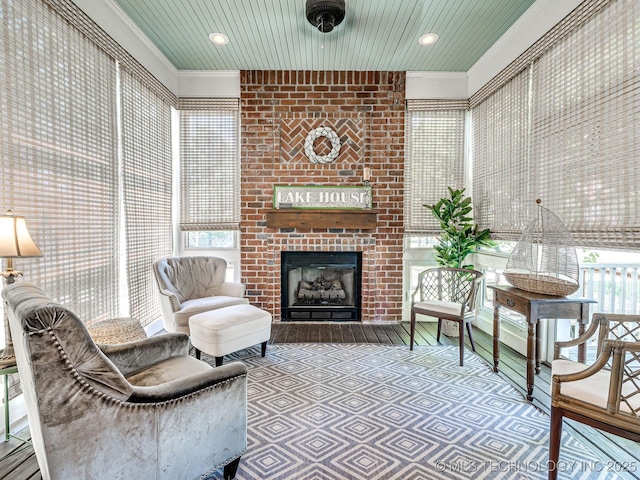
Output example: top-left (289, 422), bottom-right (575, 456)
top-left (425, 187), bottom-right (494, 335)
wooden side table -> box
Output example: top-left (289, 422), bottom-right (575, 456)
top-left (488, 285), bottom-right (596, 401)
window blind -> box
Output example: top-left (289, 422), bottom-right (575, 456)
top-left (469, 0), bottom-right (612, 108)
top-left (0, 0), bottom-right (120, 320)
top-left (178, 99), bottom-right (241, 231)
top-left (530, 0), bottom-right (640, 248)
top-left (43, 0), bottom-right (176, 107)
top-left (473, 0), bottom-right (640, 249)
top-left (121, 72), bottom-right (173, 327)
top-left (471, 68), bottom-right (533, 240)
top-left (404, 101), bottom-right (467, 234)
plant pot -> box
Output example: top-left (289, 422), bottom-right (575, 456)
top-left (441, 319), bottom-right (459, 337)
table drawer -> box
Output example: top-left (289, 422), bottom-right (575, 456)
top-left (494, 291), bottom-right (528, 315)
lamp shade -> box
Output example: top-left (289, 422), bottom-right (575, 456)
top-left (0, 211), bottom-right (43, 258)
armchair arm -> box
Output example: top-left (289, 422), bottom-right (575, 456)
top-left (553, 339), bottom-right (640, 415)
top-left (128, 361), bottom-right (248, 402)
top-left (553, 319), bottom-right (600, 360)
top-left (157, 287), bottom-right (182, 312)
top-left (100, 333), bottom-right (190, 377)
top-left (219, 281), bottom-right (246, 298)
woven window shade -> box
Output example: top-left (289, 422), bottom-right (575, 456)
top-left (405, 101), bottom-right (466, 234)
top-left (471, 68), bottom-right (533, 240)
top-left (43, 0), bottom-right (176, 107)
top-left (470, 0), bottom-right (639, 249)
top-left (530, 0), bottom-right (640, 249)
top-left (179, 99), bottom-right (241, 231)
top-left (0, 0), bottom-right (120, 320)
top-left (121, 72), bottom-right (173, 327)
top-left (469, 0), bottom-right (611, 108)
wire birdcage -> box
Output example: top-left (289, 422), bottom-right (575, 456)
top-left (504, 200), bottom-right (579, 297)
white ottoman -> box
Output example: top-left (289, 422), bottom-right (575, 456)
top-left (189, 304), bottom-right (272, 366)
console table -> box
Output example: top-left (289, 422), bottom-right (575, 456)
top-left (488, 285), bottom-right (596, 401)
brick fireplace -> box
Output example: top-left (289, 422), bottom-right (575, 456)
top-left (281, 251), bottom-right (362, 321)
top-left (240, 70), bottom-right (405, 322)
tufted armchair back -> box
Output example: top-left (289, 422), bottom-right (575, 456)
top-left (154, 256), bottom-right (228, 302)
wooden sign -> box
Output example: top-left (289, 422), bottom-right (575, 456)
top-left (273, 185), bottom-right (372, 209)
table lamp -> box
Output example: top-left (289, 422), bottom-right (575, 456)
top-left (0, 210), bottom-right (43, 367)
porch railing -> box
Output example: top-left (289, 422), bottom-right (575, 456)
top-left (580, 264), bottom-right (640, 314)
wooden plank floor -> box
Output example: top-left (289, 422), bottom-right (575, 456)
top-left (1, 321), bottom-right (639, 480)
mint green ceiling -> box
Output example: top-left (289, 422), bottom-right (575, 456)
top-left (112, 0), bottom-right (537, 71)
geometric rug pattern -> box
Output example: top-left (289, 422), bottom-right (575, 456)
top-left (204, 344), bottom-right (610, 480)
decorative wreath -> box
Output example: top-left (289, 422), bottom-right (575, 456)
top-left (303, 126), bottom-right (342, 164)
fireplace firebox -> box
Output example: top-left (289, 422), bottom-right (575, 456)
top-left (281, 251), bottom-right (362, 321)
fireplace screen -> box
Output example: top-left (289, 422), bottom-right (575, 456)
top-left (281, 251), bottom-right (361, 321)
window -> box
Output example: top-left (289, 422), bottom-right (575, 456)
top-left (403, 101), bottom-right (468, 320)
top-left (0, 0), bottom-right (177, 327)
top-left (471, 0), bottom-right (640, 250)
top-left (404, 101), bottom-right (467, 235)
top-left (121, 72), bottom-right (173, 326)
top-left (177, 99), bottom-right (241, 278)
top-left (186, 231), bottom-right (237, 249)
top-left (178, 99), bottom-right (241, 232)
top-left (530, 0), bottom-right (640, 249)
top-left (471, 68), bottom-right (532, 240)
top-left (0, 0), bottom-right (120, 321)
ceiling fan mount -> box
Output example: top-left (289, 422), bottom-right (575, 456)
top-left (306, 0), bottom-right (346, 33)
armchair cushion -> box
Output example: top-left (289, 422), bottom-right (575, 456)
top-left (174, 295), bottom-right (250, 328)
top-left (552, 359), bottom-right (640, 414)
top-left (552, 359), bottom-right (611, 409)
top-left (412, 300), bottom-right (464, 318)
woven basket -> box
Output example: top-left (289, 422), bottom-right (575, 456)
top-left (503, 272), bottom-right (579, 297)
top-left (87, 317), bottom-right (147, 344)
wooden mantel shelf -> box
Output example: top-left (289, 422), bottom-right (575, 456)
top-left (266, 209), bottom-right (378, 229)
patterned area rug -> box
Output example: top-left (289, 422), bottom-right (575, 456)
top-left (205, 344), bottom-right (609, 480)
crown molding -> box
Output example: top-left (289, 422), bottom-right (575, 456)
top-left (405, 72), bottom-right (468, 100)
top-left (176, 71), bottom-right (241, 98)
top-left (467, 0), bottom-right (583, 97)
top-left (73, 0), bottom-right (179, 93)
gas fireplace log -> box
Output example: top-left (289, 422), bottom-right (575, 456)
top-left (297, 278), bottom-right (345, 300)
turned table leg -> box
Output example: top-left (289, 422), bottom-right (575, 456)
top-left (493, 305), bottom-right (501, 373)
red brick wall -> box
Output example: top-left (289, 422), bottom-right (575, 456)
top-left (240, 70), bottom-right (405, 322)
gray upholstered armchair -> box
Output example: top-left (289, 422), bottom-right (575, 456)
top-left (153, 256), bottom-right (249, 334)
top-left (2, 282), bottom-right (247, 480)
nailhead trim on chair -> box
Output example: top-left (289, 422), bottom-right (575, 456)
top-left (45, 327), bottom-right (248, 408)
top-left (197, 451), bottom-right (247, 480)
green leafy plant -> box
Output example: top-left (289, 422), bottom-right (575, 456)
top-left (425, 187), bottom-right (495, 269)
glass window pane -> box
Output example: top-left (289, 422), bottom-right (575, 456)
top-left (186, 231), bottom-right (236, 249)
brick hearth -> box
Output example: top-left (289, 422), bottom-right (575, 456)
top-left (240, 70), bottom-right (405, 322)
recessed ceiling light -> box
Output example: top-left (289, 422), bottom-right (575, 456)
top-left (418, 33), bottom-right (439, 46)
top-left (209, 32), bottom-right (229, 45)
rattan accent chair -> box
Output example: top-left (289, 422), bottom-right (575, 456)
top-left (549, 313), bottom-right (640, 480)
top-left (410, 267), bottom-right (483, 366)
